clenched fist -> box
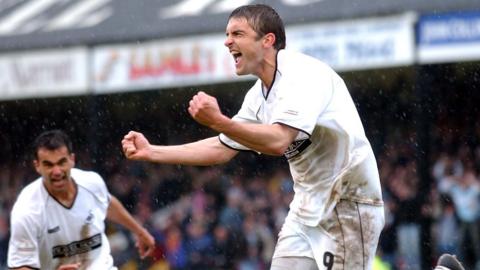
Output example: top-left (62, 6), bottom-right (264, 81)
top-left (121, 131), bottom-right (152, 161)
top-left (188, 91), bottom-right (227, 130)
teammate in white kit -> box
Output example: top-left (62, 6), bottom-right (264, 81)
top-left (8, 130), bottom-right (155, 270)
top-left (122, 4), bottom-right (384, 270)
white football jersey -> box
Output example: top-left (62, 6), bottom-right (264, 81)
top-left (8, 168), bottom-right (117, 270)
top-left (220, 49), bottom-right (383, 226)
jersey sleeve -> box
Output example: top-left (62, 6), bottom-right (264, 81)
top-left (270, 66), bottom-right (335, 137)
top-left (74, 169), bottom-right (111, 212)
top-left (89, 172), bottom-right (111, 211)
top-left (8, 208), bottom-right (41, 269)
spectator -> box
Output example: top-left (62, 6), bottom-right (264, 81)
top-left (388, 157), bottom-right (422, 270)
top-left (440, 168), bottom-right (480, 268)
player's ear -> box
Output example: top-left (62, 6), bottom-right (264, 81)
top-left (70, 153), bottom-right (76, 166)
top-left (33, 159), bottom-right (40, 174)
top-left (263, 33), bottom-right (276, 48)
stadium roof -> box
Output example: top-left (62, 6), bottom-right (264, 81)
top-left (0, 0), bottom-right (478, 52)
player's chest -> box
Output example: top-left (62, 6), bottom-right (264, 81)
top-left (254, 87), bottom-right (281, 123)
top-left (43, 190), bottom-right (106, 245)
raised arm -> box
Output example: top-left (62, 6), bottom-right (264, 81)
top-left (188, 91), bottom-right (298, 156)
top-left (122, 133), bottom-right (238, 166)
top-left (106, 196), bottom-right (155, 259)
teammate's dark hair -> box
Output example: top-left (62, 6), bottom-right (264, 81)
top-left (33, 129), bottom-right (73, 159)
top-left (229, 4), bottom-right (286, 50)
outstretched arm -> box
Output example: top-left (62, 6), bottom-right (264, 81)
top-left (106, 196), bottom-right (155, 259)
top-left (189, 91), bottom-right (298, 156)
top-left (122, 133), bottom-right (238, 165)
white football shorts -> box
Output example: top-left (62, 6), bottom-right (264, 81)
top-left (272, 200), bottom-right (385, 270)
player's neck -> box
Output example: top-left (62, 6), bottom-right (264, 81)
top-left (48, 180), bottom-right (77, 207)
top-left (258, 53), bottom-right (277, 89)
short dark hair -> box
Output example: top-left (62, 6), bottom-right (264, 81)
top-left (229, 4), bottom-right (286, 50)
top-left (33, 130), bottom-right (73, 159)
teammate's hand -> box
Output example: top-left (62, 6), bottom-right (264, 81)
top-left (188, 91), bottom-right (228, 130)
top-left (121, 131), bottom-right (151, 161)
top-left (135, 228), bottom-right (156, 259)
top-left (57, 262), bottom-right (81, 270)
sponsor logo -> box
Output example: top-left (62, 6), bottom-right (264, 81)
top-left (47, 226), bottom-right (60, 234)
top-left (86, 210), bottom-right (94, 224)
top-left (284, 139), bottom-right (312, 159)
top-left (51, 233), bottom-right (102, 258)
top-left (284, 109), bottom-right (299, 116)
top-left (16, 239), bottom-right (36, 253)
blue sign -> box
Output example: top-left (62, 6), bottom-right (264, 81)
top-left (418, 11), bottom-right (480, 45)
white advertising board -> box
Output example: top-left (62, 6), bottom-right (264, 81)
top-left (287, 13), bottom-right (416, 71)
top-left (92, 13), bottom-right (416, 93)
top-left (92, 34), bottom-right (247, 94)
top-left (0, 47), bottom-right (88, 100)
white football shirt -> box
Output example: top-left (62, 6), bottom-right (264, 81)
top-left (8, 168), bottom-right (117, 270)
top-left (220, 49), bottom-right (383, 226)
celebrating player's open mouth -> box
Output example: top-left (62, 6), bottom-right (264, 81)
top-left (49, 175), bottom-right (68, 189)
top-left (232, 51), bottom-right (242, 67)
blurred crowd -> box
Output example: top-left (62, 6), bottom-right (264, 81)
top-left (1, 131), bottom-right (480, 270)
top-left (377, 140), bottom-right (480, 270)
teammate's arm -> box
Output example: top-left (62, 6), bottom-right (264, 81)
top-left (106, 196), bottom-right (155, 259)
top-left (122, 133), bottom-right (238, 165)
top-left (189, 91), bottom-right (298, 156)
